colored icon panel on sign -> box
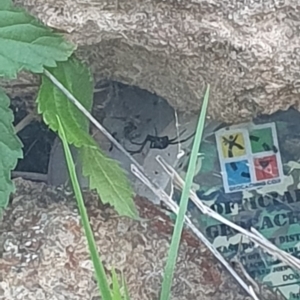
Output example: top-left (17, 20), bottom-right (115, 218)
top-left (225, 160), bottom-right (251, 186)
top-left (254, 155), bottom-right (279, 181)
top-left (221, 132), bottom-right (246, 158)
top-left (249, 127), bottom-right (274, 153)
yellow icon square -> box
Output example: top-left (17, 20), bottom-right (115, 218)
top-left (220, 132), bottom-right (246, 158)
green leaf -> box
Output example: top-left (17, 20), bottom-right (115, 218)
top-left (160, 85), bottom-right (210, 300)
top-left (38, 57), bottom-right (93, 144)
top-left (56, 115), bottom-right (112, 300)
top-left (0, 87), bottom-right (23, 209)
top-left (0, 0), bottom-right (11, 9)
top-left (38, 58), bottom-right (137, 219)
top-left (0, 0), bottom-right (74, 78)
top-left (80, 144), bottom-right (138, 219)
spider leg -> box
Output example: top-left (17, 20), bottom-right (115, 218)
top-left (178, 131), bottom-right (196, 143)
top-left (124, 142), bottom-right (147, 155)
top-left (128, 135), bottom-right (149, 146)
top-left (129, 140), bottom-right (145, 146)
top-left (167, 128), bottom-right (187, 143)
top-left (169, 131), bottom-right (195, 145)
top-left (124, 137), bottom-right (149, 155)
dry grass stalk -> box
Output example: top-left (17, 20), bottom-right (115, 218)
top-left (156, 155), bottom-right (300, 271)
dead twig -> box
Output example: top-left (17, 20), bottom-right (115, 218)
top-left (12, 171), bottom-right (48, 182)
top-left (14, 112), bottom-right (35, 133)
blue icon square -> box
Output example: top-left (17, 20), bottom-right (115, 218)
top-left (225, 160), bottom-right (251, 186)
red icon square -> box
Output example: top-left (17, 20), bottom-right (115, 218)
top-left (254, 155), bottom-right (279, 181)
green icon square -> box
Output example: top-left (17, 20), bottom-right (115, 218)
top-left (249, 127), bottom-right (274, 153)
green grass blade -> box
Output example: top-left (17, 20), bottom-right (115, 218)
top-left (111, 268), bottom-right (122, 300)
top-left (122, 272), bottom-right (131, 300)
top-left (159, 85), bottom-right (210, 300)
top-left (56, 114), bottom-right (112, 300)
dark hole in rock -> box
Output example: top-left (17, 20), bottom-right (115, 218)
top-left (10, 80), bottom-right (175, 182)
top-left (11, 98), bottom-right (56, 175)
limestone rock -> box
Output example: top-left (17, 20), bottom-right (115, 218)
top-left (0, 178), bottom-right (280, 300)
top-left (2, 0), bottom-right (299, 123)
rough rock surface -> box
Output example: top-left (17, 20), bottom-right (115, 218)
top-left (2, 0), bottom-right (300, 123)
top-left (0, 178), bottom-right (281, 300)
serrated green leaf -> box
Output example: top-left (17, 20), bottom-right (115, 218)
top-left (80, 143), bottom-right (137, 219)
top-left (0, 0), bottom-right (11, 10)
top-left (0, 87), bottom-right (23, 208)
top-left (38, 58), bottom-right (137, 219)
top-left (0, 0), bottom-right (74, 78)
top-left (38, 57), bottom-right (93, 145)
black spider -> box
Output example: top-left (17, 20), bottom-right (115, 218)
top-left (125, 129), bottom-right (195, 155)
